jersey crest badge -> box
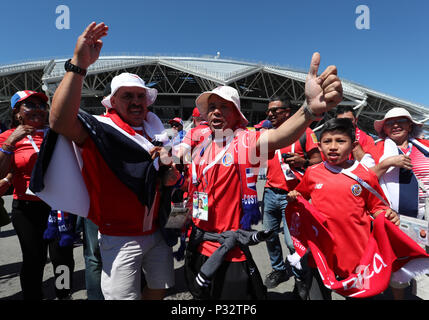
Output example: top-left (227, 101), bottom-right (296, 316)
top-left (351, 184), bottom-right (363, 197)
top-left (222, 152), bottom-right (234, 167)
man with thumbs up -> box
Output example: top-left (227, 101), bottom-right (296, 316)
top-left (185, 52), bottom-right (343, 299)
top-left (47, 21), bottom-right (343, 300)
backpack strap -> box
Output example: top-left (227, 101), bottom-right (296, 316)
top-left (299, 133), bottom-right (308, 159)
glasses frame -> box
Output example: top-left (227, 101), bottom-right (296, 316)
top-left (21, 101), bottom-right (48, 111)
top-left (266, 107), bottom-right (289, 116)
top-left (384, 118), bottom-right (410, 127)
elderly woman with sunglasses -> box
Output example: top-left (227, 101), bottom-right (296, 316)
top-left (0, 91), bottom-right (75, 300)
top-left (370, 107), bottom-right (429, 299)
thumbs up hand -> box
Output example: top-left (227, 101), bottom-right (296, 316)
top-left (305, 52), bottom-right (343, 116)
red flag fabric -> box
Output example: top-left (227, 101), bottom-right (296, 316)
top-left (286, 197), bottom-right (429, 298)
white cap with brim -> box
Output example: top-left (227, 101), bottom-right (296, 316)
top-left (195, 85), bottom-right (248, 127)
top-left (101, 73), bottom-right (158, 108)
top-left (374, 107), bottom-right (422, 136)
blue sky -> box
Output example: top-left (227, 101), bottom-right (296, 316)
top-left (1, 0), bottom-right (428, 106)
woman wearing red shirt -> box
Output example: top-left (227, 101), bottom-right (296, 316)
top-left (0, 91), bottom-right (74, 300)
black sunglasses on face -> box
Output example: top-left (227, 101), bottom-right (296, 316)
top-left (384, 118), bottom-right (409, 127)
top-left (21, 101), bottom-right (48, 111)
top-left (266, 107), bottom-right (288, 116)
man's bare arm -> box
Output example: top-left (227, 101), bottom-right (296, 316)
top-left (50, 22), bottom-right (108, 145)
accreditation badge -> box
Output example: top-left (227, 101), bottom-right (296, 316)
top-left (193, 192), bottom-right (209, 221)
top-left (281, 162), bottom-right (297, 181)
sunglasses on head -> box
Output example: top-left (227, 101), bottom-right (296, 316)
top-left (384, 118), bottom-right (409, 127)
top-left (266, 107), bottom-right (288, 115)
top-left (21, 101), bottom-right (48, 111)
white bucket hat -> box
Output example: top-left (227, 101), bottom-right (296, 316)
top-left (195, 86), bottom-right (248, 127)
top-left (101, 73), bottom-right (158, 108)
top-left (374, 107), bottom-right (422, 137)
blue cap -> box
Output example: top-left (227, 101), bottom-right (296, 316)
top-left (11, 90), bottom-right (48, 109)
top-left (262, 120), bottom-right (273, 129)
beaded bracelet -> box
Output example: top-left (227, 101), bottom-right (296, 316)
top-left (0, 147), bottom-right (13, 155)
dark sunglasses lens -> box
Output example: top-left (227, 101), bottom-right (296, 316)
top-left (386, 119), bottom-right (408, 126)
top-left (23, 102), bottom-right (47, 110)
top-left (266, 107), bottom-right (284, 115)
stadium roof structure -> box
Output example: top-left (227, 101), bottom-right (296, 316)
top-left (0, 55), bottom-right (428, 136)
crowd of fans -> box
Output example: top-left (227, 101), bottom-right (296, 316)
top-left (1, 21), bottom-right (429, 301)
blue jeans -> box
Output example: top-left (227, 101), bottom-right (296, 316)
top-left (83, 218), bottom-right (104, 300)
top-left (263, 188), bottom-right (295, 271)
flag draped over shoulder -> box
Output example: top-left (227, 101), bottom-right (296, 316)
top-left (30, 111), bottom-right (161, 209)
top-left (286, 198), bottom-right (429, 298)
top-left (378, 138), bottom-right (429, 219)
top-left (29, 111), bottom-right (176, 244)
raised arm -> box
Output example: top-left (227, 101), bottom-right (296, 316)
top-left (257, 53), bottom-right (343, 152)
top-left (370, 154), bottom-right (413, 179)
top-left (49, 22), bottom-right (108, 145)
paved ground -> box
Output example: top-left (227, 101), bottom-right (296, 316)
top-left (0, 193), bottom-right (303, 301)
top-left (0, 180), bottom-right (421, 300)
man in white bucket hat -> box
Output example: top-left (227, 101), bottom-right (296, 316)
top-left (45, 22), bottom-right (180, 300)
top-left (184, 50), bottom-right (343, 299)
top-left (100, 72), bottom-right (159, 129)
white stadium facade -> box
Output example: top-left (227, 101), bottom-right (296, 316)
top-left (0, 55), bottom-right (428, 136)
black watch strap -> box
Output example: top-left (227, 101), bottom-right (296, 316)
top-left (64, 59), bottom-right (87, 76)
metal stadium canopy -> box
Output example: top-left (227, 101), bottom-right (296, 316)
top-left (0, 55), bottom-right (428, 136)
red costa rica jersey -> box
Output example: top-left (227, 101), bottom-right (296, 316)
top-left (80, 111), bottom-right (163, 236)
top-left (192, 129), bottom-right (261, 262)
top-left (295, 161), bottom-right (389, 278)
top-left (0, 129), bottom-right (45, 201)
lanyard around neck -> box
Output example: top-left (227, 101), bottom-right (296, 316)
top-left (341, 169), bottom-right (390, 207)
top-left (192, 135), bottom-right (234, 186)
top-left (26, 129), bottom-right (47, 154)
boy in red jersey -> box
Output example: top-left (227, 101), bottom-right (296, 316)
top-left (287, 118), bottom-right (399, 299)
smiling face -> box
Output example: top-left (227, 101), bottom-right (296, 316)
top-left (16, 96), bottom-right (48, 129)
top-left (266, 100), bottom-right (290, 128)
top-left (207, 94), bottom-right (241, 132)
top-left (318, 130), bottom-right (357, 168)
top-left (383, 116), bottom-right (412, 145)
top-left (110, 86), bottom-right (148, 126)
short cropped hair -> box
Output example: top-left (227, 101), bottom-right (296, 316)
top-left (335, 105), bottom-right (356, 118)
top-left (269, 95), bottom-right (291, 109)
top-left (319, 118), bottom-right (356, 142)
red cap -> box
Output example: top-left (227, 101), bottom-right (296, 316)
top-left (192, 107), bottom-right (201, 117)
top-left (254, 120), bottom-right (265, 129)
top-left (168, 117), bottom-right (183, 126)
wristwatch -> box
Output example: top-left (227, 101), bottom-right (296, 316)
top-left (303, 102), bottom-right (324, 121)
top-left (64, 59), bottom-right (87, 76)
